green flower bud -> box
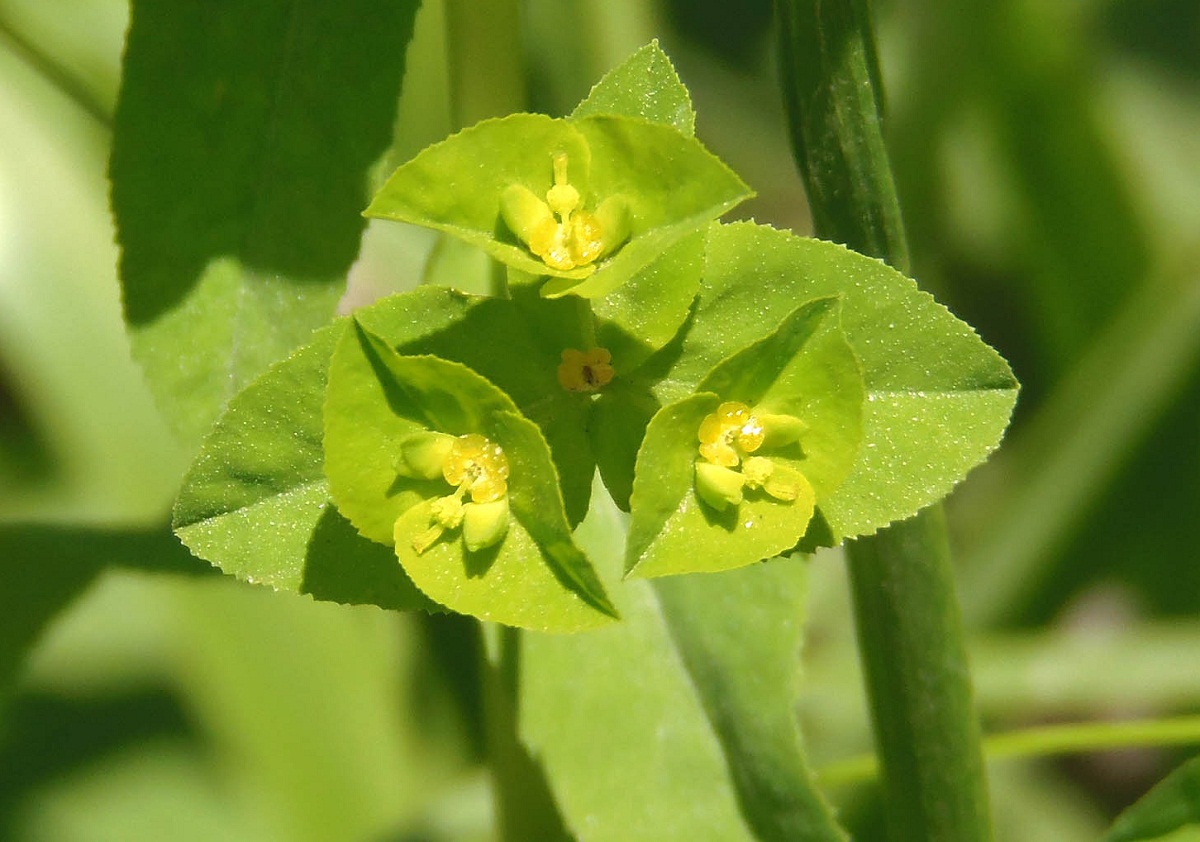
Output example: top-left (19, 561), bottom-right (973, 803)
top-left (397, 431), bottom-right (456, 480)
top-left (462, 497), bottom-right (510, 552)
top-left (695, 461), bottom-right (745, 510)
top-left (500, 184), bottom-right (555, 244)
top-left (593, 195), bottom-right (631, 259)
top-left (758, 413), bottom-right (807, 449)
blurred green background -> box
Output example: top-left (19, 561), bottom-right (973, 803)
top-left (2, 0), bottom-right (1198, 839)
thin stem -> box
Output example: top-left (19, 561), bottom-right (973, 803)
top-left (820, 715), bottom-right (1200, 790)
top-left (480, 624), bottom-right (571, 841)
top-left (0, 14), bottom-right (113, 128)
top-left (444, 0), bottom-right (525, 127)
top-left (776, 1), bottom-right (991, 840)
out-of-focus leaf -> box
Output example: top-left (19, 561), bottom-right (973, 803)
top-left (521, 489), bottom-right (846, 840)
top-left (1106, 755), bottom-right (1200, 842)
top-left (0, 523), bottom-right (206, 705)
top-left (0, 42), bottom-right (180, 524)
top-left (111, 0), bottom-right (420, 449)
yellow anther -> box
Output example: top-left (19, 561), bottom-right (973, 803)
top-left (697, 401), bottom-right (765, 466)
top-left (695, 462), bottom-right (745, 510)
top-left (443, 433), bottom-right (509, 503)
top-left (463, 498), bottom-right (510, 552)
top-left (430, 494), bottom-right (465, 529)
top-left (557, 347), bottom-right (614, 393)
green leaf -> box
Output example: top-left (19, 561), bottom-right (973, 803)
top-left (571, 40), bottom-right (696, 136)
top-left (324, 323), bottom-right (519, 546)
top-left (663, 222), bottom-right (1018, 540)
top-left (111, 0), bottom-right (419, 449)
top-left (357, 289), bottom-right (597, 527)
top-left (593, 225), bottom-right (706, 373)
top-left (521, 492), bottom-right (847, 841)
top-left (173, 287), bottom-right (474, 611)
top-left (324, 323), bottom-right (616, 630)
top-left (0, 522), bottom-right (209, 715)
top-left (627, 298), bottom-right (863, 578)
top-left (653, 569), bottom-right (849, 841)
top-left (365, 113), bottom-right (749, 297)
top-left (1106, 755), bottom-right (1200, 842)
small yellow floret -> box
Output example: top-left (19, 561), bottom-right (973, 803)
top-left (443, 434), bottom-right (509, 503)
top-left (557, 347), bottom-right (614, 393)
top-left (693, 403), bottom-right (811, 512)
top-left (501, 152), bottom-right (628, 272)
top-left (697, 401), bottom-right (765, 466)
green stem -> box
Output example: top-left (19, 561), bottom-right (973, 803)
top-left (444, 0), bottom-right (524, 300)
top-left (776, 2), bottom-right (991, 840)
top-left (444, 0), bottom-right (525, 127)
top-left (480, 624), bottom-right (571, 841)
top-left (820, 714), bottom-right (1200, 790)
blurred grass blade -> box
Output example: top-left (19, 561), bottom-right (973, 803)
top-left (962, 257), bottom-right (1200, 626)
top-left (776, 1), bottom-right (993, 839)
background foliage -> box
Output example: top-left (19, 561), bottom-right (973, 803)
top-left (1, 0), bottom-right (1198, 839)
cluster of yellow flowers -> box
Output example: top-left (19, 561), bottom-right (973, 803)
top-left (693, 401), bottom-right (810, 511)
top-left (502, 153), bottom-right (630, 272)
top-left (398, 432), bottom-right (511, 554)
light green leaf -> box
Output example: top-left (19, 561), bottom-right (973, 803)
top-left (571, 40), bottom-right (696, 136)
top-left (699, 297), bottom-right (865, 501)
top-left (627, 298), bottom-right (863, 577)
top-left (173, 287), bottom-right (473, 611)
top-left (365, 113), bottom-right (749, 298)
top-left (662, 222), bottom-right (1018, 540)
top-left (111, 1), bottom-right (419, 450)
top-left (590, 378), bottom-right (660, 512)
top-left (521, 490), bottom-right (847, 841)
top-left (593, 225), bottom-right (706, 373)
top-left (324, 323), bottom-right (616, 630)
top-left (1106, 755), bottom-right (1200, 842)
top-left (395, 411), bottom-right (617, 631)
top-left (324, 323), bottom-right (519, 546)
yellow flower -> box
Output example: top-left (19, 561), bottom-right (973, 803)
top-left (697, 401), bottom-right (765, 467)
top-left (501, 153), bottom-right (630, 272)
top-left (693, 402), bottom-right (809, 511)
top-left (442, 433), bottom-right (509, 503)
top-left (405, 432), bottom-right (511, 554)
top-left (557, 347), bottom-right (614, 393)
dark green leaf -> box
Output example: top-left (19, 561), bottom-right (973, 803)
top-left (522, 494), bottom-right (847, 840)
top-left (111, 0), bottom-right (419, 448)
top-left (1106, 755), bottom-right (1200, 842)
